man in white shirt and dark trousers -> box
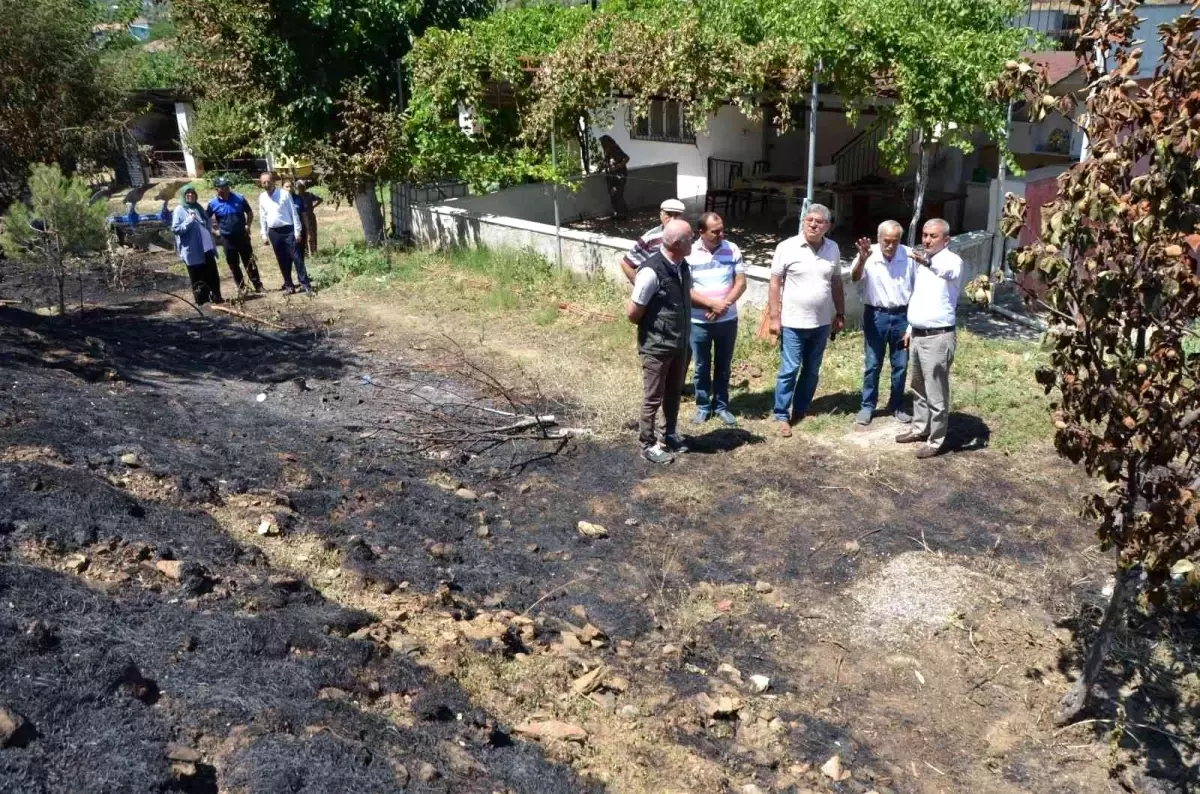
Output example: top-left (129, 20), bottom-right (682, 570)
top-left (627, 219), bottom-right (694, 465)
top-left (768, 204), bottom-right (846, 437)
top-left (897, 218), bottom-right (962, 458)
top-left (850, 219), bottom-right (915, 426)
top-left (258, 172), bottom-right (312, 294)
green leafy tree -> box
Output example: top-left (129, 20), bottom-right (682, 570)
top-left (174, 0), bottom-right (492, 244)
top-left (2, 164), bottom-right (110, 316)
top-left (406, 0), bottom-right (1039, 221)
top-left (1001, 0), bottom-right (1200, 724)
top-left (0, 0), bottom-right (126, 208)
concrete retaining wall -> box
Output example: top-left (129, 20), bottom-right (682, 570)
top-left (437, 162), bottom-right (677, 226)
top-left (411, 197), bottom-right (995, 328)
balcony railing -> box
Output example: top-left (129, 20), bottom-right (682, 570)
top-left (1014, 0), bottom-right (1082, 48)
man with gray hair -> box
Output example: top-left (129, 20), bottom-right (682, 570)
top-left (896, 218), bottom-right (962, 458)
top-left (627, 218), bottom-right (695, 464)
top-left (850, 219), bottom-right (915, 425)
top-left (768, 203), bottom-right (845, 437)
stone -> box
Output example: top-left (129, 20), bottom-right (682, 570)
top-left (65, 553), bottom-right (89, 574)
top-left (475, 524), bottom-right (490, 539)
top-left (571, 665), bottom-right (607, 696)
top-left (661, 644), bottom-right (679, 656)
top-left (754, 581), bottom-right (774, 594)
top-left (742, 785), bottom-right (766, 794)
top-left (439, 740), bottom-right (484, 776)
top-left (560, 632), bottom-right (584, 652)
top-left (155, 560), bottom-right (184, 580)
top-left (120, 452), bottom-right (141, 467)
top-left (624, 517), bottom-right (640, 526)
top-left (513, 720), bottom-right (588, 743)
top-left (518, 482), bottom-right (532, 494)
top-left (619, 704), bottom-right (639, 718)
top-left (843, 540), bottom-right (861, 554)
top-left (525, 543), bottom-right (539, 553)
top-left (388, 759), bottom-right (409, 786)
top-left (428, 542), bottom-right (459, 562)
top-left (577, 521), bottom-right (608, 539)
top-left (0, 707), bottom-right (26, 747)
top-left (257, 515), bottom-right (282, 536)
top-left (578, 623), bottom-right (606, 644)
top-left (482, 491), bottom-right (499, 500)
top-left (821, 754), bottom-right (851, 782)
top-left (569, 605), bottom-right (589, 621)
top-left (604, 676), bottom-right (630, 693)
top-left (455, 488), bottom-right (478, 501)
top-left (718, 662), bottom-right (743, 681)
top-left (318, 687), bottom-right (349, 701)
top-left (749, 675), bottom-right (771, 694)
top-left (416, 761), bottom-right (440, 782)
top-left (166, 745), bottom-right (202, 763)
top-left (695, 692), bottom-right (743, 719)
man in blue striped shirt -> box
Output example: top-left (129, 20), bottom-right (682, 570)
top-left (687, 212), bottom-right (746, 425)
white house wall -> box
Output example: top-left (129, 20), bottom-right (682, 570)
top-left (593, 102), bottom-right (764, 200)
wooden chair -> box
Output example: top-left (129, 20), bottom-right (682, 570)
top-left (740, 160), bottom-right (775, 214)
top-left (705, 158), bottom-right (743, 216)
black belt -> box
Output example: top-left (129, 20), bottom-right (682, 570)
top-left (867, 304), bottom-right (908, 314)
top-left (912, 325), bottom-right (955, 337)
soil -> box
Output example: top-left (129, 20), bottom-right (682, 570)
top-left (0, 256), bottom-right (1196, 794)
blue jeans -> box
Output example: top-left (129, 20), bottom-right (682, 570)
top-left (773, 325), bottom-right (830, 421)
top-left (861, 306), bottom-right (910, 412)
top-left (691, 319), bottom-right (738, 415)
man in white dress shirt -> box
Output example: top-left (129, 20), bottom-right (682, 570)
top-left (258, 172), bottom-right (312, 294)
top-left (896, 218), bottom-right (962, 458)
top-left (850, 220), bottom-right (916, 426)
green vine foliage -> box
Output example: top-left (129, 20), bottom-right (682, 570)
top-left (406, 0), bottom-right (1043, 188)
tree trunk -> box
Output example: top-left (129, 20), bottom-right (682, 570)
top-left (354, 178), bottom-right (385, 246)
top-left (1055, 559), bottom-right (1134, 724)
top-left (907, 134), bottom-right (931, 247)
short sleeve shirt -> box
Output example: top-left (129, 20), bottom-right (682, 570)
top-left (771, 236), bottom-right (841, 329)
top-left (623, 224), bottom-right (664, 270)
top-left (206, 193), bottom-right (250, 237)
top-left (687, 239), bottom-right (746, 323)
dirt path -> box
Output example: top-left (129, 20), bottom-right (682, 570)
top-left (0, 274), bottom-right (1193, 793)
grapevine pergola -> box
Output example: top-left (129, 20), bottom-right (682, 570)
top-left (407, 0), bottom-right (1045, 232)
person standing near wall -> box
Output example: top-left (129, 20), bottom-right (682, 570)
top-left (599, 134), bottom-right (631, 220)
top-left (850, 219), bottom-right (915, 426)
top-left (896, 218), bottom-right (962, 458)
top-left (259, 172), bottom-right (312, 295)
top-left (767, 203), bottom-right (845, 437)
top-left (627, 219), bottom-right (695, 464)
top-left (688, 212), bottom-right (746, 426)
top-left (620, 199), bottom-right (685, 283)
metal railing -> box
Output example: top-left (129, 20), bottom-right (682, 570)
top-left (831, 124), bottom-right (890, 185)
top-left (1014, 0), bottom-right (1082, 48)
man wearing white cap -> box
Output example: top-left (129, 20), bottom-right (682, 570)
top-left (620, 198), bottom-right (687, 283)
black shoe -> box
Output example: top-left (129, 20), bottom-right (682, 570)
top-left (895, 431), bottom-right (928, 444)
top-left (916, 444), bottom-right (943, 459)
top-left (281, 284), bottom-right (296, 295)
top-left (663, 433), bottom-right (688, 453)
top-left (301, 284), bottom-right (314, 295)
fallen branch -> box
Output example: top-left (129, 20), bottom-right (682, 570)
top-left (210, 303), bottom-right (290, 331)
top-left (557, 302), bottom-right (618, 322)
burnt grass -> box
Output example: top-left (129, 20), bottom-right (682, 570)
top-left (0, 269), bottom-right (1195, 793)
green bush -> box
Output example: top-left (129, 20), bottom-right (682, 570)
top-left (311, 243), bottom-right (416, 289)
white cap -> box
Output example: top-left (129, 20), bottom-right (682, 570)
top-left (660, 199), bottom-right (686, 214)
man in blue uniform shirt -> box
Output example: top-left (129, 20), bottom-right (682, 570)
top-left (207, 177), bottom-right (264, 294)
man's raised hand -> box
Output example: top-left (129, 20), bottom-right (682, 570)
top-left (855, 237), bottom-right (871, 259)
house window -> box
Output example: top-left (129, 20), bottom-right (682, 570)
top-left (630, 100), bottom-right (695, 144)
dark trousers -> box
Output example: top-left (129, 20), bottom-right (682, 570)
top-left (691, 319), bottom-right (738, 415)
top-left (861, 305), bottom-right (910, 412)
top-left (220, 231), bottom-right (263, 290)
top-left (606, 173), bottom-right (629, 217)
top-left (187, 252), bottom-right (223, 305)
top-left (267, 225), bottom-right (310, 288)
top-left (639, 349), bottom-right (688, 448)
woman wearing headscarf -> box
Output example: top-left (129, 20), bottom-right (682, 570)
top-left (171, 185), bottom-right (224, 304)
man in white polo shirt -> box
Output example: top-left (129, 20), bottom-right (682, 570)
top-left (688, 212), bottom-right (747, 426)
top-left (850, 219), bottom-right (916, 426)
top-left (896, 218), bottom-right (962, 458)
top-left (620, 199), bottom-right (686, 283)
top-left (768, 203), bottom-right (845, 437)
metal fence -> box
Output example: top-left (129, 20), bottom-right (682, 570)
top-left (390, 180), bottom-right (469, 239)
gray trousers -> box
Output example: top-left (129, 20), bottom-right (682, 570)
top-left (639, 349), bottom-right (688, 448)
top-left (910, 330), bottom-right (956, 448)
